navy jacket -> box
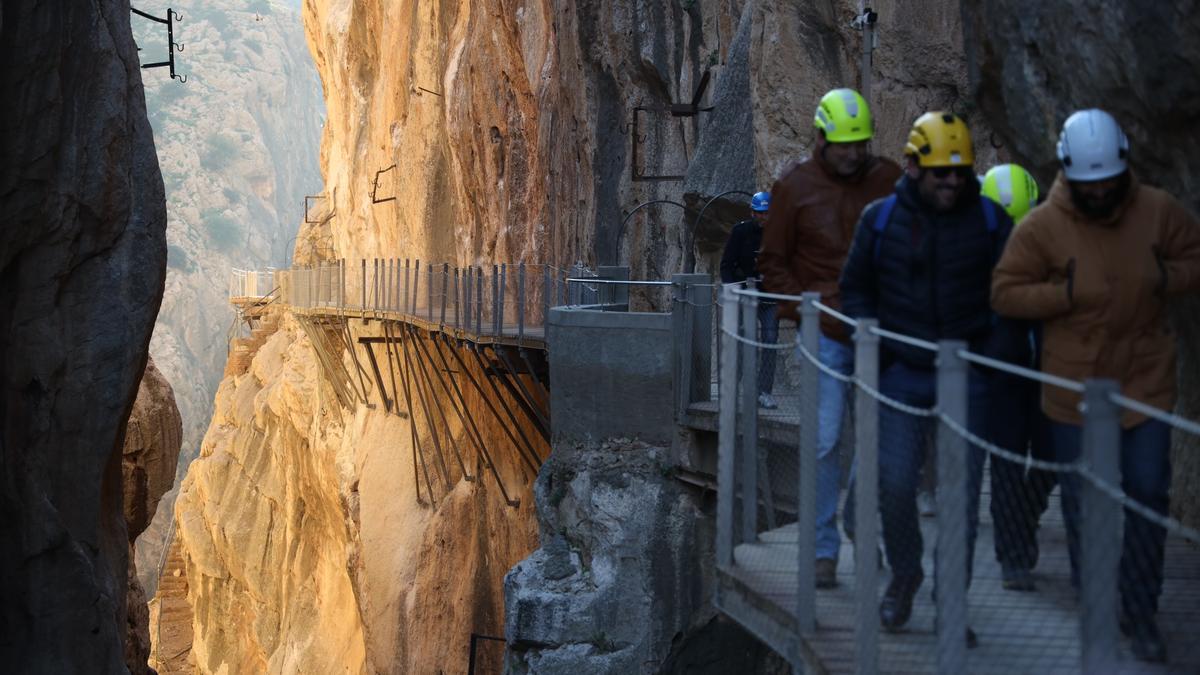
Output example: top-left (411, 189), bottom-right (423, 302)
top-left (720, 219), bottom-right (763, 285)
top-left (840, 174), bottom-right (1028, 369)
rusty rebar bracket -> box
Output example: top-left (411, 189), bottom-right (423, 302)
top-left (131, 7), bottom-right (187, 83)
top-left (371, 164), bottom-right (397, 204)
top-left (304, 194), bottom-right (329, 224)
top-left (630, 70), bottom-right (714, 182)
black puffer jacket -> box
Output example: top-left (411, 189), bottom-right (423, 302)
top-left (720, 219), bottom-right (763, 285)
top-left (840, 174), bottom-right (1027, 368)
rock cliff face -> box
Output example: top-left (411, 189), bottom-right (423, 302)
top-left (123, 357), bottom-right (184, 673)
top-left (173, 311), bottom-right (539, 672)
top-left (963, 0), bottom-right (1200, 527)
top-left (0, 0), bottom-right (167, 670)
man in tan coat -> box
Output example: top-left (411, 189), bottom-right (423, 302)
top-left (992, 109), bottom-right (1200, 663)
top-left (758, 88), bottom-right (901, 588)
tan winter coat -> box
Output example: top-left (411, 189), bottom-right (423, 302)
top-left (758, 153), bottom-right (901, 341)
top-left (992, 173), bottom-right (1200, 427)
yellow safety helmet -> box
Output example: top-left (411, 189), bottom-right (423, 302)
top-left (981, 164), bottom-right (1040, 223)
top-left (905, 112), bottom-right (974, 168)
top-left (813, 88), bottom-right (874, 143)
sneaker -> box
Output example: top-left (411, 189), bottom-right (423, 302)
top-left (880, 572), bottom-right (924, 631)
top-left (815, 558), bottom-right (837, 589)
top-left (1001, 565), bottom-right (1036, 592)
top-left (757, 392), bottom-right (778, 409)
top-left (917, 490), bottom-right (936, 518)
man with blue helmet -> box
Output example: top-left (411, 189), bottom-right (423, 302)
top-left (721, 191), bottom-right (779, 408)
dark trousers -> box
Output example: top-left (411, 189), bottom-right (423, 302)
top-left (757, 303), bottom-right (779, 394)
top-left (877, 362), bottom-right (989, 582)
top-left (988, 374), bottom-right (1056, 572)
top-left (1050, 419), bottom-right (1171, 620)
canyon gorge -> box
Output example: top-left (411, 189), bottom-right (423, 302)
top-left (3, 0), bottom-right (1199, 673)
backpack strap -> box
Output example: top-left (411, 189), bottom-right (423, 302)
top-left (871, 194), bottom-right (899, 263)
top-left (981, 196), bottom-right (998, 233)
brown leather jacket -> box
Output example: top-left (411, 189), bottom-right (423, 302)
top-left (992, 173), bottom-right (1200, 427)
top-left (758, 153), bottom-right (902, 341)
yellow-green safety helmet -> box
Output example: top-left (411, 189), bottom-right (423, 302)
top-left (905, 112), bottom-right (974, 168)
top-left (814, 88), bottom-right (874, 143)
top-left (981, 164), bottom-right (1040, 223)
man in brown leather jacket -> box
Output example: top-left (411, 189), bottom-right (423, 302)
top-left (758, 88), bottom-right (901, 588)
top-left (993, 109), bottom-right (1200, 663)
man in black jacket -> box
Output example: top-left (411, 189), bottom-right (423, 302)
top-left (839, 112), bottom-right (1020, 643)
top-left (720, 191), bottom-right (778, 408)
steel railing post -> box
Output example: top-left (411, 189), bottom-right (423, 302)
top-left (454, 267), bottom-right (461, 329)
top-left (738, 282), bottom-right (759, 544)
top-left (518, 262), bottom-right (526, 341)
top-left (797, 291), bottom-right (820, 634)
top-left (476, 266), bottom-right (483, 335)
top-left (441, 263), bottom-right (449, 327)
top-left (361, 259), bottom-right (366, 312)
top-left (935, 340), bottom-right (969, 674)
top-left (404, 258), bottom-right (411, 314)
top-left (492, 265), bottom-right (500, 335)
top-left (1080, 379), bottom-right (1121, 671)
top-left (499, 263), bottom-right (508, 336)
top-left (427, 262), bottom-right (434, 322)
top-left (716, 284), bottom-right (739, 568)
top-left (854, 318), bottom-right (881, 673)
top-left (543, 265), bottom-right (551, 328)
top-left (413, 260), bottom-right (421, 317)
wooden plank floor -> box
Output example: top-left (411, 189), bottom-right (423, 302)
top-left (727, 488), bottom-right (1200, 674)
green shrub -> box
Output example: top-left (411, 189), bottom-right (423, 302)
top-left (201, 133), bottom-right (238, 172)
top-left (202, 208), bottom-right (241, 251)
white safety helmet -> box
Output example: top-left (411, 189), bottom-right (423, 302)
top-left (1056, 109), bottom-right (1129, 182)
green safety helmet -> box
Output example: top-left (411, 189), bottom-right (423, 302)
top-left (981, 164), bottom-right (1040, 223)
top-left (813, 88), bottom-right (874, 143)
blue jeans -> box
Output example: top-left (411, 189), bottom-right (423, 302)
top-left (797, 335), bottom-right (854, 561)
top-left (1050, 419), bottom-right (1171, 620)
top-left (877, 362), bottom-right (989, 581)
top-left (757, 303), bottom-right (779, 394)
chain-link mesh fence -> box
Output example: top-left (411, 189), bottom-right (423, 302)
top-left (714, 286), bottom-right (1200, 674)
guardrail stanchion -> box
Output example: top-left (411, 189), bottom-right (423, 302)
top-left (854, 318), bottom-right (881, 672)
top-left (518, 262), bottom-right (526, 341)
top-left (441, 263), bottom-right (449, 327)
top-left (360, 259), bottom-right (366, 312)
top-left (427, 262), bottom-right (434, 322)
top-left (454, 267), bottom-right (461, 329)
top-left (476, 266), bottom-right (484, 335)
top-left (738, 281), bottom-right (759, 545)
top-left (935, 340), bottom-right (969, 674)
top-left (1080, 379), bottom-right (1121, 671)
top-left (543, 265), bottom-right (551, 328)
top-left (716, 284), bottom-right (739, 568)
top-left (797, 291), bottom-right (820, 635)
top-left (499, 263), bottom-right (508, 336)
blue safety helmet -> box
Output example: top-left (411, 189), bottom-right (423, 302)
top-left (751, 191), bottom-right (770, 212)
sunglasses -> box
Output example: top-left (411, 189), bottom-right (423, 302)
top-left (928, 166), bottom-right (974, 180)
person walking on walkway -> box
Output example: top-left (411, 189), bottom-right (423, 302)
top-left (979, 164), bottom-right (1056, 592)
top-left (758, 88), bottom-right (901, 588)
top-left (992, 109), bottom-right (1200, 663)
top-left (840, 112), bottom-right (1019, 644)
top-left (721, 191), bottom-right (780, 409)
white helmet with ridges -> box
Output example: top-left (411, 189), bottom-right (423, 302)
top-left (1056, 109), bottom-right (1129, 181)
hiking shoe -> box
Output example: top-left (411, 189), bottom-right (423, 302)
top-left (917, 490), bottom-right (936, 518)
top-left (758, 393), bottom-right (778, 409)
top-left (1001, 566), bottom-right (1036, 592)
top-left (815, 558), bottom-right (837, 589)
top-left (880, 572), bottom-right (923, 631)
top-left (1130, 619), bottom-right (1167, 663)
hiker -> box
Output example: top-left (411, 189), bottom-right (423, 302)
top-left (992, 109), bottom-right (1200, 662)
top-left (978, 164), bottom-right (1057, 592)
top-left (840, 111), bottom-right (1021, 646)
top-left (758, 88), bottom-right (902, 588)
top-left (720, 190), bottom-right (780, 409)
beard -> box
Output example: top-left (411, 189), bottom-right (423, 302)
top-left (1069, 172), bottom-right (1131, 221)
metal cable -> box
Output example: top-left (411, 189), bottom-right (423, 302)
top-left (719, 326), bottom-right (795, 351)
top-left (794, 340), bottom-right (937, 416)
top-left (936, 413), bottom-right (1083, 473)
top-left (957, 348), bottom-right (1086, 393)
top-left (813, 300), bottom-right (860, 328)
top-left (1109, 392), bottom-right (1200, 437)
top-left (1075, 466), bottom-right (1200, 545)
top-left (868, 325), bottom-right (940, 352)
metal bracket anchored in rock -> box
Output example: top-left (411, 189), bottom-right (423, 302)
top-left (131, 6), bottom-right (187, 83)
top-left (370, 164), bottom-right (397, 204)
top-left (631, 69), bottom-right (715, 182)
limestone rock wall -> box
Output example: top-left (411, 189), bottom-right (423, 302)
top-left (963, 0), bottom-right (1200, 527)
top-left (0, 0), bottom-right (167, 671)
top-left (123, 357), bottom-right (184, 673)
top-left (174, 312), bottom-right (539, 672)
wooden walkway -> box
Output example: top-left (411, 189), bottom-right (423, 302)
top-left (690, 402), bottom-right (1200, 673)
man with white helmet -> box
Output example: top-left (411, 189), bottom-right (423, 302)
top-left (993, 109), bottom-right (1200, 662)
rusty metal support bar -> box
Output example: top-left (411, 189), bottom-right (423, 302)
top-left (470, 345), bottom-right (544, 469)
top-left (362, 342), bottom-right (392, 412)
top-left (390, 321), bottom-right (434, 504)
top-left (491, 346), bottom-right (549, 438)
top-left (406, 325), bottom-right (472, 481)
top-left (400, 322), bottom-right (452, 486)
